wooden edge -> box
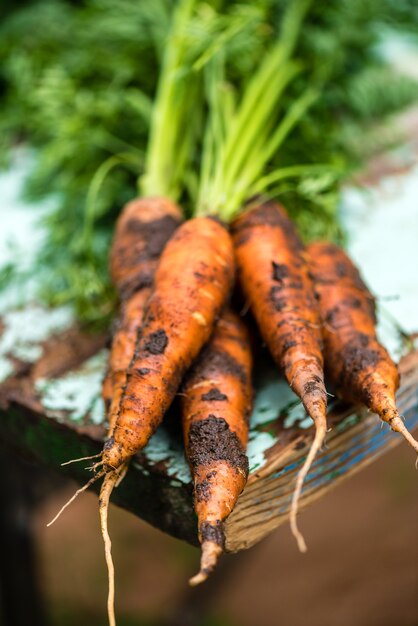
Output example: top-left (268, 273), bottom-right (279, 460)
top-left (1, 351), bottom-right (417, 551)
top-left (224, 351), bottom-right (418, 552)
top-left (0, 402), bottom-right (198, 546)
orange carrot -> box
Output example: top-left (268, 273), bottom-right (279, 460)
top-left (103, 216), bottom-right (234, 470)
top-left (110, 197), bottom-right (183, 300)
top-left (232, 200), bottom-right (327, 551)
top-left (182, 308), bottom-right (253, 585)
top-left (99, 197), bottom-right (182, 626)
top-left (308, 241), bottom-right (418, 454)
top-left (97, 216), bottom-right (233, 625)
top-left (102, 197), bottom-right (183, 435)
top-left (103, 291), bottom-right (151, 432)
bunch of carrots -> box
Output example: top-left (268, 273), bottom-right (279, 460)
top-left (48, 2), bottom-right (418, 625)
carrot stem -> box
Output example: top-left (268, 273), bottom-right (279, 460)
top-left (141, 0), bottom-right (198, 199)
top-left (189, 541), bottom-right (223, 587)
top-left (195, 0), bottom-right (313, 220)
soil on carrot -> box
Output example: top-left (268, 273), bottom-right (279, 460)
top-left (187, 416), bottom-right (248, 475)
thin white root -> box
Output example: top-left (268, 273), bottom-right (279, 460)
top-left (389, 413), bottom-right (418, 455)
top-left (290, 421), bottom-right (327, 553)
top-left (189, 541), bottom-right (223, 587)
top-left (115, 463), bottom-right (128, 488)
top-left (100, 472), bottom-right (120, 626)
top-left (87, 460), bottom-right (105, 473)
top-left (61, 453), bottom-right (102, 466)
top-left (47, 471), bottom-right (104, 527)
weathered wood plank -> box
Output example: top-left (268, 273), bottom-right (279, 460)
top-left (0, 339), bottom-right (416, 549)
top-left (0, 400), bottom-right (198, 545)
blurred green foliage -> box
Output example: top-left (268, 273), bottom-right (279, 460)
top-left (1, 0), bottom-right (418, 326)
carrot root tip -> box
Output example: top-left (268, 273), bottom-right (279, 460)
top-left (290, 420), bottom-right (327, 554)
top-left (100, 472), bottom-right (120, 626)
top-left (388, 413), bottom-right (418, 454)
top-left (294, 529), bottom-right (308, 553)
top-left (188, 541), bottom-right (223, 587)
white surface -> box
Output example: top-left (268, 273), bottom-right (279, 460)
top-left (341, 164), bottom-right (418, 353)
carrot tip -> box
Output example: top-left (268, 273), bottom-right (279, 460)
top-left (100, 472), bottom-right (119, 626)
top-left (188, 541), bottom-right (223, 587)
top-left (388, 413), bottom-right (418, 455)
top-left (295, 531), bottom-right (308, 553)
top-left (290, 513), bottom-right (308, 553)
top-left (290, 420), bottom-right (327, 553)
top-left (188, 570), bottom-right (209, 587)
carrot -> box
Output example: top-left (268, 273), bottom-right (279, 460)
top-left (102, 197), bottom-right (183, 435)
top-left (181, 308), bottom-right (253, 585)
top-left (102, 290), bottom-right (151, 432)
top-left (109, 197), bottom-right (183, 301)
top-left (232, 199), bottom-right (327, 551)
top-left (96, 216), bottom-right (234, 626)
top-left (102, 216), bottom-right (234, 472)
top-left (97, 198), bottom-right (183, 626)
top-left (97, 216), bottom-right (234, 624)
top-left (307, 241), bottom-right (418, 454)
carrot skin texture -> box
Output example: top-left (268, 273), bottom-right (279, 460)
top-left (103, 217), bottom-right (235, 470)
top-left (307, 241), bottom-right (393, 405)
top-left (232, 200), bottom-right (328, 550)
top-left (101, 197), bottom-right (183, 435)
top-left (104, 289), bottom-right (151, 434)
top-left (307, 242), bottom-right (418, 452)
top-left (182, 309), bottom-right (253, 584)
top-left (110, 196), bottom-right (183, 300)
top-left (232, 201), bottom-right (327, 426)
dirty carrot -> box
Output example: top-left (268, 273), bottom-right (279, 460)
top-left (308, 241), bottom-right (418, 454)
top-left (99, 197), bottom-right (182, 626)
top-left (190, 0), bottom-right (324, 553)
top-left (98, 215), bottom-right (233, 622)
top-left (103, 216), bottom-right (234, 471)
top-left (232, 200), bottom-right (327, 551)
top-left (102, 197), bottom-right (183, 433)
top-left (181, 308), bottom-right (253, 585)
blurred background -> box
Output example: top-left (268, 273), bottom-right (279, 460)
top-left (28, 444), bottom-right (416, 626)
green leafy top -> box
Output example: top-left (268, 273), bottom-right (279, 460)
top-left (195, 0), bottom-right (316, 220)
top-left (1, 0), bottom-right (418, 325)
top-left (194, 0), bottom-right (418, 229)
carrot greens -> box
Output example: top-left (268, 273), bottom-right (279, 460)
top-left (1, 0), bottom-right (418, 323)
top-left (195, 0), bottom-right (324, 222)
